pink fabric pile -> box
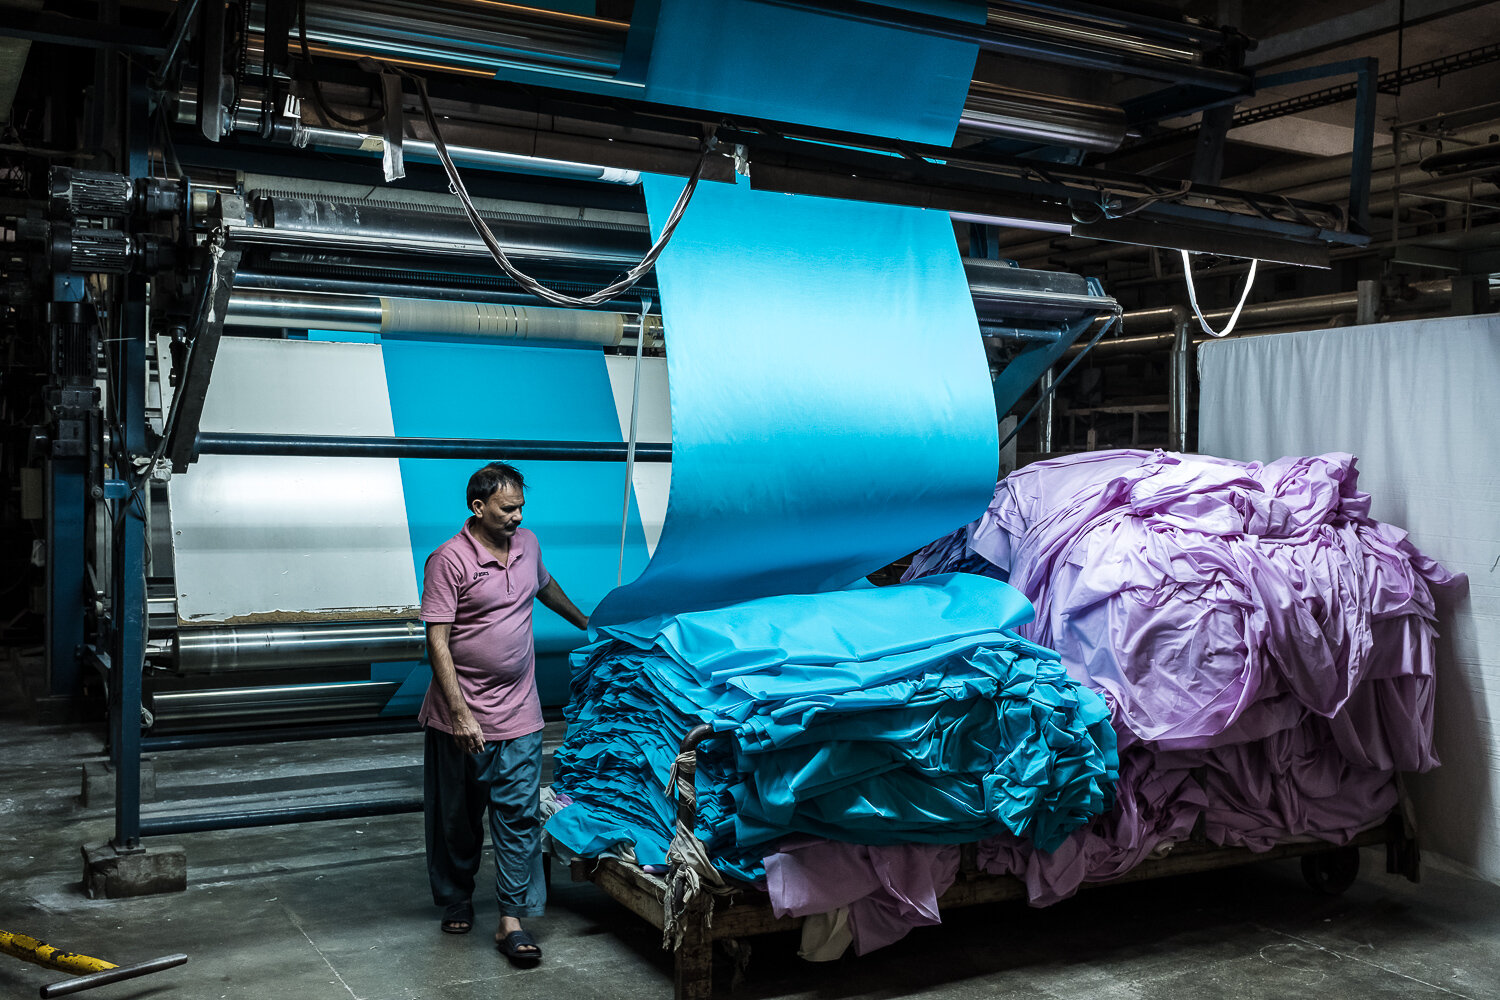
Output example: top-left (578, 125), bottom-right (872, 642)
top-left (904, 449), bottom-right (1462, 905)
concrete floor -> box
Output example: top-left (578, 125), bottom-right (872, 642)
top-left (3, 719), bottom-right (1499, 1000)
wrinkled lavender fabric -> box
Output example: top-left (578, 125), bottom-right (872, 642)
top-left (907, 449), bottom-right (1462, 904)
top-left (765, 839), bottom-right (960, 954)
top-left (976, 745), bottom-right (1205, 906)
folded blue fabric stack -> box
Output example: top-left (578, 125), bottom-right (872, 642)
top-left (545, 574), bottom-right (1119, 881)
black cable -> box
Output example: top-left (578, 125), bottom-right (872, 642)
top-left (396, 65), bottom-right (715, 309)
top-left (295, 0), bottom-right (385, 129)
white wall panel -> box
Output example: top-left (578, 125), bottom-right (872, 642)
top-left (1199, 315), bottom-right (1500, 880)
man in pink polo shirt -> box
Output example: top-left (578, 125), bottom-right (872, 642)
top-left (419, 461), bottom-right (588, 965)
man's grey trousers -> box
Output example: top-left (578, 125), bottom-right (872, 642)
top-left (424, 727), bottom-right (546, 919)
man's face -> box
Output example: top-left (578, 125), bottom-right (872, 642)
top-left (472, 484), bottom-right (525, 538)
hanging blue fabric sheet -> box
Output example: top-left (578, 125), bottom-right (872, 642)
top-left (547, 0), bottom-right (1120, 878)
top-left (644, 0), bottom-right (984, 145)
top-left (379, 340), bottom-right (652, 705)
top-left (592, 176), bottom-right (998, 625)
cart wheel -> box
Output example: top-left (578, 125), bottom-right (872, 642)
top-left (1301, 847), bottom-right (1360, 895)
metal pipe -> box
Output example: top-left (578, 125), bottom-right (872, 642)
top-left (1074, 281), bottom-right (1457, 358)
top-left (138, 798), bottom-right (423, 837)
top-left (149, 681), bottom-right (402, 724)
top-left (173, 88), bottom-right (639, 185)
top-left (225, 288), bottom-right (663, 347)
top-left (1275, 166), bottom-right (1495, 208)
top-left (295, 124), bottom-right (642, 184)
top-left (749, 0), bottom-right (1247, 89)
top-left (994, 0), bottom-right (1230, 49)
top-left (233, 270), bottom-right (659, 317)
top-left (284, 0), bottom-right (628, 78)
top-left (250, 192), bottom-right (648, 250)
top-left (1120, 278), bottom-right (1453, 334)
top-left (984, 6), bottom-right (1203, 65)
top-left (230, 191), bottom-right (650, 265)
top-left (958, 82), bottom-right (1128, 152)
top-left (172, 622), bottom-right (426, 673)
top-left (195, 432), bottom-right (671, 461)
top-left (1080, 331), bottom-right (1177, 357)
top-left (235, 265), bottom-right (1108, 336)
top-left (970, 287), bottom-right (1120, 323)
top-left (227, 289), bottom-right (382, 331)
top-left (141, 718), bottom-right (420, 753)
top-left (1170, 319), bottom-right (1191, 452)
top-left (40, 954), bottom-right (190, 999)
top-left (1038, 368), bottom-right (1055, 453)
top-left (224, 220), bottom-right (635, 266)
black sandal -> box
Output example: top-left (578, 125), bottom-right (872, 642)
top-left (440, 901), bottom-right (474, 934)
top-left (497, 928), bottom-right (542, 965)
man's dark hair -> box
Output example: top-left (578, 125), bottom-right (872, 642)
top-left (467, 461), bottom-right (526, 508)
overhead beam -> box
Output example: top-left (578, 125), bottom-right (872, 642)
top-left (1068, 217), bottom-right (1331, 268)
top-left (746, 0), bottom-right (1250, 90)
top-left (1247, 0), bottom-right (1494, 68)
top-left (0, 10), bottom-right (168, 57)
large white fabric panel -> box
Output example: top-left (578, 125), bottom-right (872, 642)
top-left (168, 338), bottom-right (420, 624)
top-left (1199, 315), bottom-right (1500, 881)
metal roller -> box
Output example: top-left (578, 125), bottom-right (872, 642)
top-left (172, 622), bottom-right (426, 673)
top-left (225, 288), bottom-right (664, 346)
top-left (280, 0), bottom-right (628, 78)
top-left (227, 264), bottom-right (1096, 340)
top-left (959, 82), bottom-right (1128, 152)
top-left (235, 192), bottom-right (650, 264)
top-left (383, 298), bottom-right (625, 344)
top-left (250, 193), bottom-right (651, 249)
top-left (150, 681), bottom-right (404, 726)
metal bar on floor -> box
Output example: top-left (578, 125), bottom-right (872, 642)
top-left (138, 798), bottom-right (424, 836)
top-left (140, 718), bottom-right (421, 753)
top-left (41, 953), bottom-right (189, 999)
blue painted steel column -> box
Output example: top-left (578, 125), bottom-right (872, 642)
top-left (968, 222), bottom-right (1002, 260)
top-left (110, 273), bottom-right (148, 850)
top-left (110, 78), bottom-right (153, 850)
top-left (1251, 57), bottom-right (1378, 234)
top-left (46, 274), bottom-right (89, 697)
top-left (45, 459), bottom-right (87, 696)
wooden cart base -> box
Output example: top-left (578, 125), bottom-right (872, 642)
top-left (573, 815), bottom-right (1416, 1000)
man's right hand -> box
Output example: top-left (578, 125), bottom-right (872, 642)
top-left (452, 714), bottom-right (486, 755)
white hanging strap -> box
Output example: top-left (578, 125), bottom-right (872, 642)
top-left (617, 294), bottom-right (652, 586)
top-left (1180, 249), bottom-right (1259, 338)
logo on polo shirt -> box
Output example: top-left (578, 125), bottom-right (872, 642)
top-left (474, 570), bottom-right (490, 580)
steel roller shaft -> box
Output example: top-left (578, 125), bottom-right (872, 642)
top-left (172, 622), bottom-right (427, 673)
top-left (150, 681), bottom-right (405, 727)
top-left (224, 288), bottom-right (664, 346)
